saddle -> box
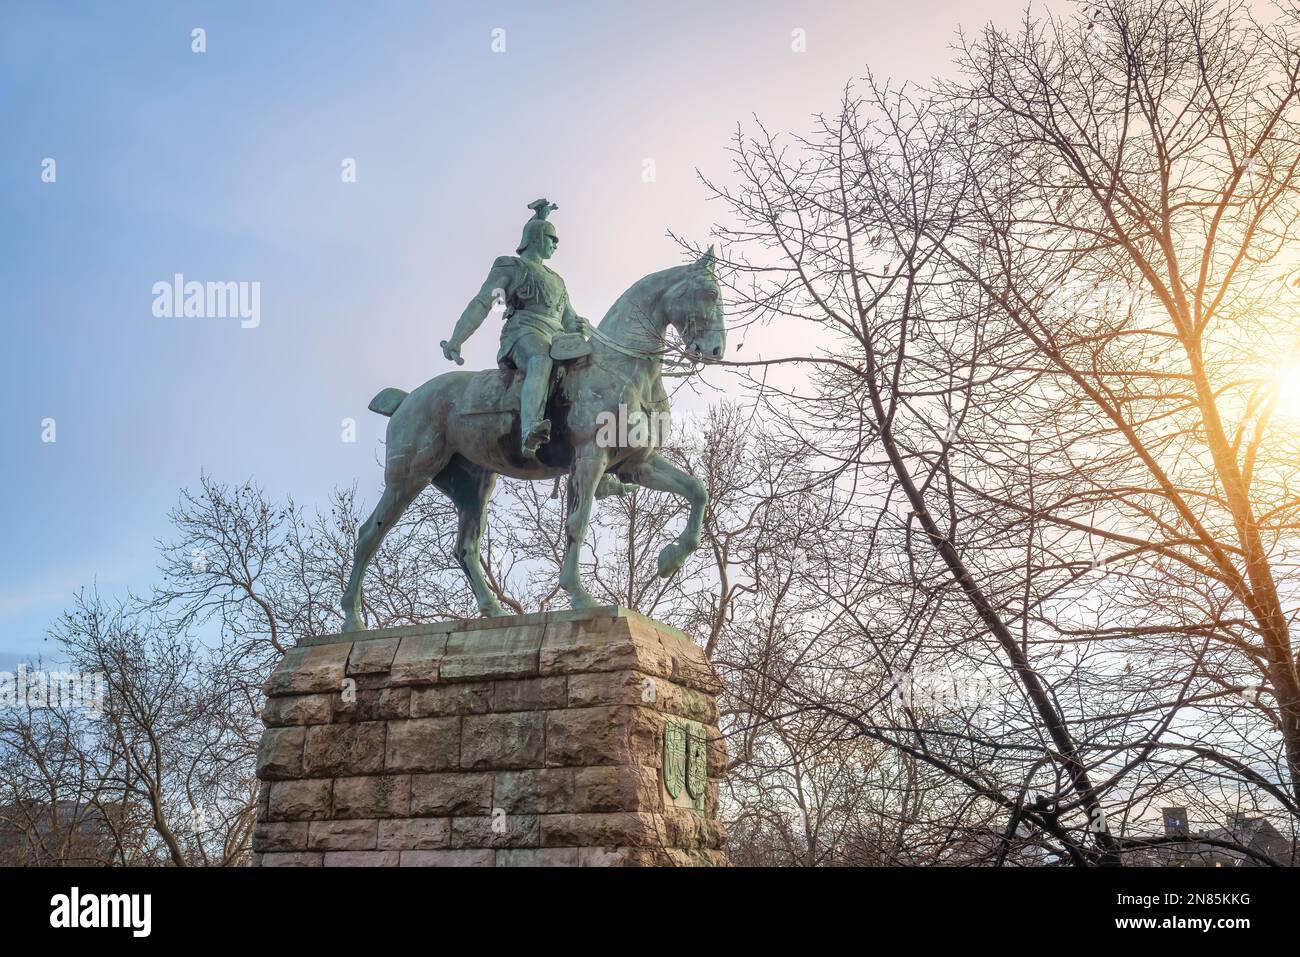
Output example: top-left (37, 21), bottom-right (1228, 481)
top-left (549, 332), bottom-right (591, 362)
top-left (455, 333), bottom-right (591, 415)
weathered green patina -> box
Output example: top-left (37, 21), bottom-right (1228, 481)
top-left (686, 723), bottom-right (708, 801)
top-left (440, 199), bottom-right (582, 458)
top-left (663, 718), bottom-right (709, 811)
top-left (664, 721), bottom-right (687, 799)
top-left (341, 200), bottom-right (726, 629)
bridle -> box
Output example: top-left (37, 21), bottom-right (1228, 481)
top-left (586, 272), bottom-right (719, 378)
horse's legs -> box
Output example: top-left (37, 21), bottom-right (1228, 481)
top-left (432, 458), bottom-right (504, 616)
top-left (621, 452), bottom-right (708, 578)
top-left (560, 447), bottom-right (608, 608)
top-left (341, 473), bottom-right (427, 632)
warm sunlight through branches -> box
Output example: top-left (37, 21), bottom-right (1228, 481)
top-left (1271, 359), bottom-right (1300, 422)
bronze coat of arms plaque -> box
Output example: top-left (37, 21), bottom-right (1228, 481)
top-left (663, 721), bottom-right (687, 798)
top-left (686, 723), bottom-right (708, 801)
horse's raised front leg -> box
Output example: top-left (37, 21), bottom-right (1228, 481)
top-left (560, 448), bottom-right (608, 608)
top-left (432, 459), bottom-right (505, 617)
top-left (341, 474), bottom-right (427, 632)
top-left (622, 452), bottom-right (708, 579)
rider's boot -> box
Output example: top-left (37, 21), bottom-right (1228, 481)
top-left (520, 354), bottom-right (553, 459)
top-left (523, 418), bottom-right (552, 458)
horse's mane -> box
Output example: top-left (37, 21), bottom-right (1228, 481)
top-left (598, 264), bottom-right (691, 331)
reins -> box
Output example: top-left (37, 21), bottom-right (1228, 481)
top-left (586, 325), bottom-right (702, 377)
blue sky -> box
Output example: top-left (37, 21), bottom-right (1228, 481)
top-left (0, 0), bottom-right (1036, 664)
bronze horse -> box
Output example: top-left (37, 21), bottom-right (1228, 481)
top-left (341, 249), bottom-right (725, 630)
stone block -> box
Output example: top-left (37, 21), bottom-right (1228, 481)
top-left (670, 683), bottom-right (721, 725)
top-left (497, 848), bottom-right (580, 867)
top-left (332, 774), bottom-right (411, 819)
top-left (377, 817), bottom-right (451, 850)
top-left (347, 637), bottom-right (401, 675)
top-left (708, 727), bottom-right (729, 776)
top-left (461, 712), bottom-right (544, 769)
top-left (261, 852), bottom-right (323, 867)
top-left (451, 813), bottom-right (540, 848)
top-left (410, 682), bottom-right (493, 717)
top-left (256, 726), bottom-right (305, 780)
top-left (324, 851), bottom-right (401, 866)
top-left (566, 670), bottom-right (720, 725)
top-left (303, 722), bottom-right (386, 776)
top-left (399, 849), bottom-right (494, 867)
top-left (494, 676), bottom-right (567, 712)
top-left (540, 812), bottom-right (666, 848)
top-left (252, 821), bottom-right (309, 852)
top-left (308, 818), bottom-right (378, 851)
top-left (262, 693), bottom-right (333, 727)
top-left (334, 686), bottom-right (411, 722)
top-left (545, 705), bottom-right (660, 767)
top-left (493, 768), bottom-right (574, 814)
top-left (653, 624), bottom-right (726, 696)
top-left (389, 633), bottom-right (446, 685)
top-left (266, 643), bottom-right (351, 695)
top-left (539, 617), bottom-right (674, 678)
top-left (572, 765), bottom-right (660, 814)
top-left (566, 670), bottom-right (652, 709)
top-left (268, 779), bottom-right (332, 821)
top-left (441, 625), bottom-right (544, 680)
top-left (409, 772), bottom-right (494, 816)
top-left (578, 846), bottom-right (727, 867)
top-left (385, 717), bottom-right (460, 772)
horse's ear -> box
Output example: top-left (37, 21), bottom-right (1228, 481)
top-left (695, 245), bottom-right (716, 274)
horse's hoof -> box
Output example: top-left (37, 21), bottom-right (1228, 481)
top-left (568, 590), bottom-right (599, 610)
top-left (657, 543), bottom-right (687, 578)
top-left (480, 602), bottom-right (506, 617)
top-left (341, 611), bottom-right (365, 633)
top-left (594, 474), bottom-right (628, 499)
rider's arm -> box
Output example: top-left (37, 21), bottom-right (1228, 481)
top-left (442, 265), bottom-right (513, 363)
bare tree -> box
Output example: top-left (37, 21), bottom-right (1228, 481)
top-left (701, 0), bottom-right (1300, 864)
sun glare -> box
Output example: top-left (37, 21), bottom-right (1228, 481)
top-left (1270, 361), bottom-right (1300, 421)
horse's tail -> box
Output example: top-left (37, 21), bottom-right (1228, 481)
top-left (368, 387), bottom-right (409, 417)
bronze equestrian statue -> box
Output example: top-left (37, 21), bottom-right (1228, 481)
top-left (341, 199), bottom-right (725, 630)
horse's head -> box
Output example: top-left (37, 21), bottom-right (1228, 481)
top-left (663, 246), bottom-right (726, 361)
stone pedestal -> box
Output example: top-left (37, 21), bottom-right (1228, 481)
top-left (252, 608), bottom-right (728, 866)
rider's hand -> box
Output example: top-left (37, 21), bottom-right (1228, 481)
top-left (440, 339), bottom-right (465, 365)
top-left (575, 316), bottom-right (593, 338)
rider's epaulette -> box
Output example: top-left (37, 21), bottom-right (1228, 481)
top-left (491, 255), bottom-right (521, 271)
